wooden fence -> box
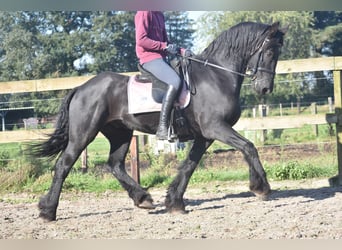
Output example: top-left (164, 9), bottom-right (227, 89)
top-left (0, 114), bottom-right (328, 143)
top-left (1, 56), bottom-right (342, 185)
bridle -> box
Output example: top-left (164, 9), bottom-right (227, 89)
top-left (182, 37), bottom-right (277, 80)
top-left (246, 38), bottom-right (277, 79)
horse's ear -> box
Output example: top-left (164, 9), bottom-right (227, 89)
top-left (268, 22), bottom-right (280, 36)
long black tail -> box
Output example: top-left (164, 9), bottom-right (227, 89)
top-left (31, 88), bottom-right (78, 159)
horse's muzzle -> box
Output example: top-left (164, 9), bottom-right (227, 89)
top-left (261, 87), bottom-right (271, 95)
top-left (254, 79), bottom-right (273, 95)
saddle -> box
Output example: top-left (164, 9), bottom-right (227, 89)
top-left (127, 58), bottom-right (192, 141)
top-left (128, 58), bottom-right (190, 112)
top-left (135, 64), bottom-right (169, 103)
top-left (136, 58), bottom-right (190, 103)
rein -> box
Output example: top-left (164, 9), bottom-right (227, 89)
top-left (181, 37), bottom-right (276, 79)
top-left (183, 56), bottom-right (253, 78)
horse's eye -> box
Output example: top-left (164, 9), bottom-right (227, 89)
top-left (266, 50), bottom-right (273, 58)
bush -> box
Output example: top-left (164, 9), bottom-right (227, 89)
top-left (0, 143), bottom-right (53, 193)
top-left (265, 161), bottom-right (325, 180)
top-left (0, 150), bottom-right (10, 169)
top-left (0, 164), bottom-right (35, 192)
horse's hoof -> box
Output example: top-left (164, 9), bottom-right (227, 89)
top-left (256, 193), bottom-right (269, 201)
top-left (39, 211), bottom-right (56, 222)
top-left (168, 208), bottom-right (188, 215)
top-left (253, 189), bottom-right (272, 201)
top-left (38, 205), bottom-right (57, 221)
top-left (137, 200), bottom-right (156, 210)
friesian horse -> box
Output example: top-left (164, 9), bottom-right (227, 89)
top-left (34, 21), bottom-right (286, 221)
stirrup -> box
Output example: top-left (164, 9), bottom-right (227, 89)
top-left (168, 115), bottom-right (178, 142)
top-left (168, 133), bottom-right (178, 142)
top-left (156, 126), bottom-right (177, 142)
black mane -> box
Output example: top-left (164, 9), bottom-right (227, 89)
top-left (200, 22), bottom-right (270, 60)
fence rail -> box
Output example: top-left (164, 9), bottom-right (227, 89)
top-left (1, 57), bottom-right (342, 95)
top-left (1, 56), bottom-right (342, 185)
top-left (0, 72), bottom-right (135, 94)
top-left (0, 114), bottom-right (328, 144)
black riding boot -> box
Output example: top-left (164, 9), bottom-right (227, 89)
top-left (156, 85), bottom-right (178, 140)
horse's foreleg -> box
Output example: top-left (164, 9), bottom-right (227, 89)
top-left (103, 129), bottom-right (155, 210)
top-left (243, 141), bottom-right (271, 199)
top-left (208, 124), bottom-right (271, 199)
top-left (165, 138), bottom-right (212, 213)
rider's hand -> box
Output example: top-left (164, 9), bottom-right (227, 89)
top-left (165, 44), bottom-right (180, 55)
top-left (180, 48), bottom-right (194, 57)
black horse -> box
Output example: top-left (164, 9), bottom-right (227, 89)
top-left (34, 21), bottom-right (286, 221)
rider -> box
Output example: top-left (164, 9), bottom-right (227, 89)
top-left (134, 11), bottom-right (182, 140)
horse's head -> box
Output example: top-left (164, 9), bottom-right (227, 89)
top-left (247, 22), bottom-right (287, 95)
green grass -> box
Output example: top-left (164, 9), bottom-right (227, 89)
top-left (189, 168), bottom-right (249, 184)
top-left (0, 155), bottom-right (337, 194)
top-left (19, 159), bottom-right (336, 194)
top-left (0, 121), bottom-right (339, 194)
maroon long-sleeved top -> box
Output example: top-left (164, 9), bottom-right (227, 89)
top-left (135, 11), bottom-right (169, 64)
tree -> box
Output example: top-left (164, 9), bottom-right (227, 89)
top-left (308, 11), bottom-right (342, 103)
top-left (0, 11), bottom-right (195, 119)
top-left (196, 11), bottom-right (315, 60)
top-left (0, 12), bottom-right (43, 80)
top-left (0, 11), bottom-right (95, 118)
top-left (313, 11), bottom-right (342, 56)
top-left (164, 11), bottom-right (195, 50)
top-left (88, 11), bottom-right (137, 73)
top-left (1, 27), bottom-right (37, 80)
top-left (313, 11), bottom-right (342, 30)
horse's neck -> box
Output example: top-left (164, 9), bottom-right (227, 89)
top-left (195, 50), bottom-right (247, 98)
top-left (198, 52), bottom-right (248, 75)
top-left (200, 35), bottom-right (257, 73)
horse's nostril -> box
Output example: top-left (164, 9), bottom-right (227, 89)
top-left (262, 88), bottom-right (269, 95)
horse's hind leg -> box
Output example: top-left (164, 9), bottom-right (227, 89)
top-left (38, 139), bottom-right (91, 221)
top-left (101, 126), bottom-right (154, 209)
top-left (165, 137), bottom-right (212, 213)
top-left (39, 113), bottom-right (100, 221)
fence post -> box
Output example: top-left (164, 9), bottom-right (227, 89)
top-left (258, 104), bottom-right (267, 144)
top-left (311, 102), bottom-right (318, 136)
top-left (81, 148), bottom-right (88, 173)
top-left (330, 70), bottom-right (342, 186)
top-left (130, 135), bottom-right (140, 184)
top-left (328, 97), bottom-right (333, 113)
top-left (0, 110), bottom-right (8, 131)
